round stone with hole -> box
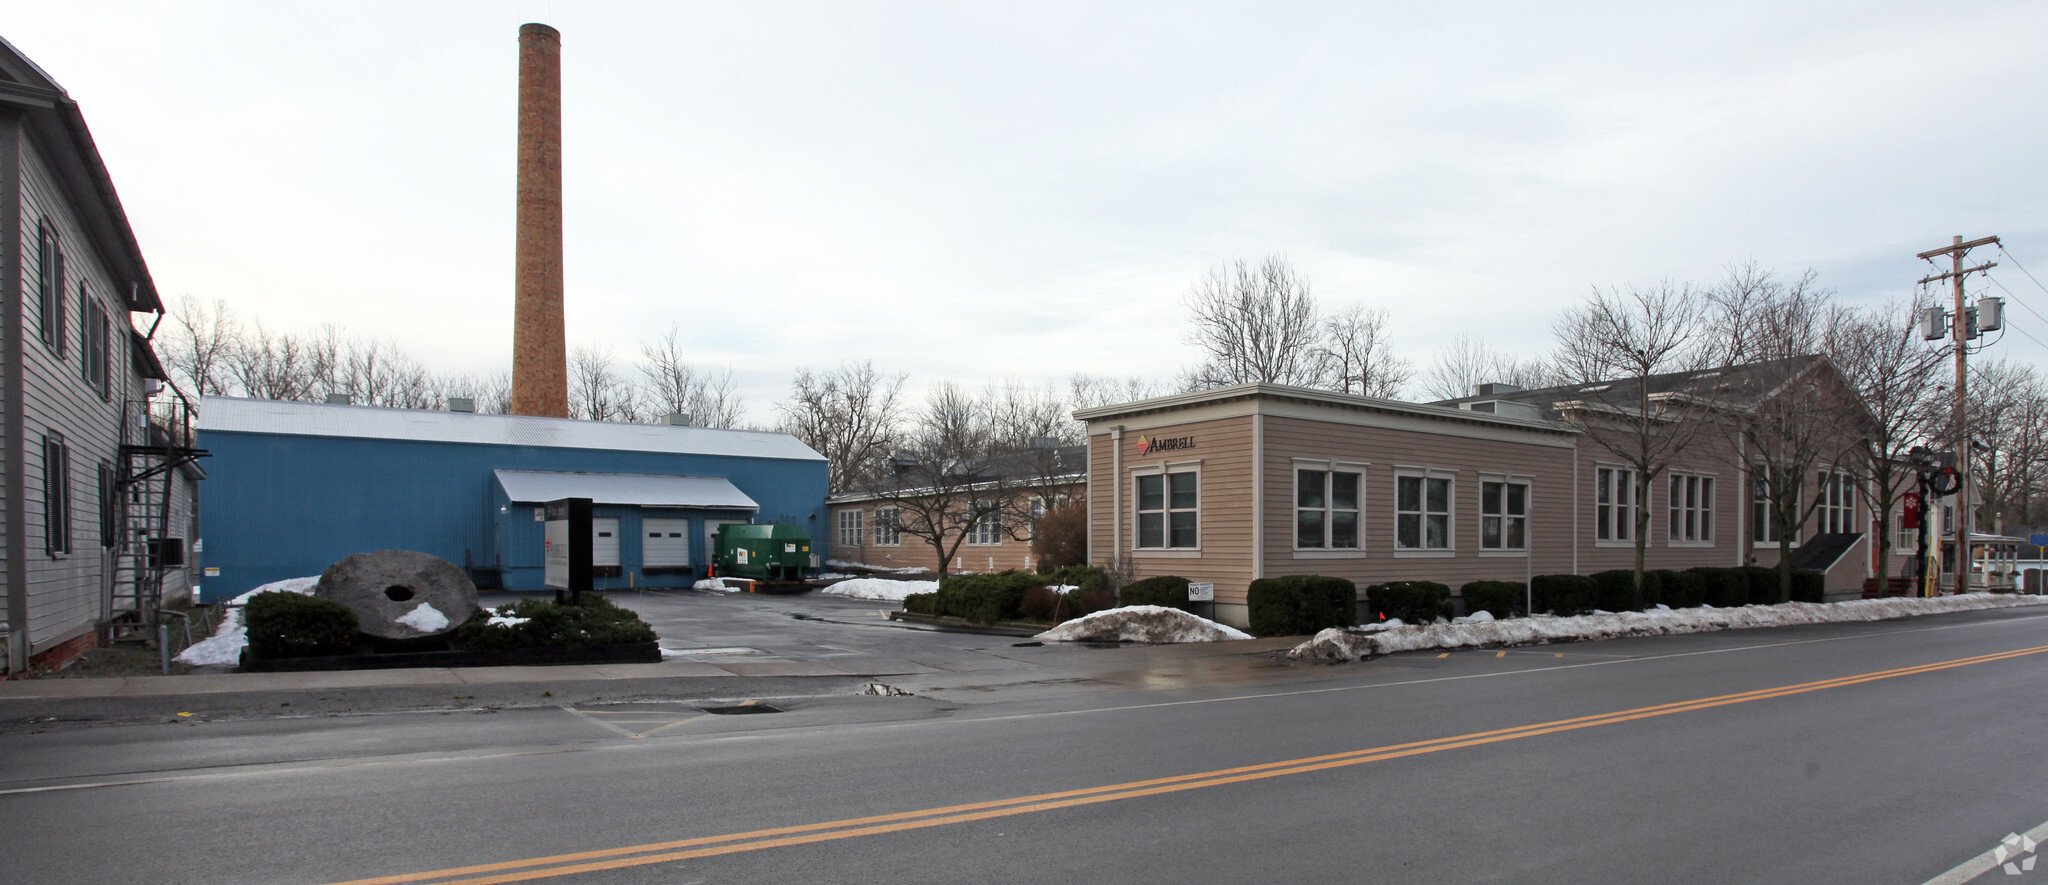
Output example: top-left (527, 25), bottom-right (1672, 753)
top-left (315, 549), bottom-right (479, 640)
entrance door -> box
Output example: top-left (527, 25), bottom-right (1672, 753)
top-left (643, 518), bottom-right (690, 568)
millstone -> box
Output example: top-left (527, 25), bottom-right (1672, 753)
top-left (316, 550), bottom-right (478, 640)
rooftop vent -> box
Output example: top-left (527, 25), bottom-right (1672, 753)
top-left (666, 412), bottom-right (693, 427)
top-left (447, 397), bottom-right (476, 413)
top-left (1472, 382), bottom-right (1524, 397)
top-left (325, 393), bottom-right (352, 406)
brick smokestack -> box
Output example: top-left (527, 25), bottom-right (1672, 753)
top-left (512, 22), bottom-right (568, 418)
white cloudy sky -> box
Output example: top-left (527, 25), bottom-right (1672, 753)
top-left (6, 1), bottom-right (2047, 421)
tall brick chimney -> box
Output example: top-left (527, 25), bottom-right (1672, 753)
top-left (512, 22), bottom-right (569, 418)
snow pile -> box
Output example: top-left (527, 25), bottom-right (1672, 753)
top-left (395, 603), bottom-right (450, 633)
top-left (173, 576), bottom-right (320, 666)
top-left (1290, 592), bottom-right (2048, 662)
top-left (817, 578), bottom-right (940, 602)
top-left (1036, 605), bottom-right (1254, 644)
top-left (486, 612), bottom-right (530, 627)
top-left (693, 577), bottom-right (749, 592)
top-left (824, 559), bottom-right (930, 575)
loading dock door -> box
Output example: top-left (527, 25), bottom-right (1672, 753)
top-left (593, 518), bottom-right (621, 568)
top-left (643, 518), bottom-right (691, 568)
top-left (705, 519), bottom-right (748, 568)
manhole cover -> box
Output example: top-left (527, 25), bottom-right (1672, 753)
top-left (701, 704), bottom-right (783, 715)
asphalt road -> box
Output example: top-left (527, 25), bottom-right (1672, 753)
top-left (6, 606), bottom-right (2048, 884)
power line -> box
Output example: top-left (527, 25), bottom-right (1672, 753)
top-left (1984, 272), bottom-right (2048, 328)
top-left (1997, 244), bottom-right (2048, 297)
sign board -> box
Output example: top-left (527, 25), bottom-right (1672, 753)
top-left (2031, 533), bottom-right (2048, 548)
top-left (543, 497), bottom-right (593, 602)
top-left (1901, 492), bottom-right (1920, 530)
top-left (1187, 581), bottom-right (1215, 602)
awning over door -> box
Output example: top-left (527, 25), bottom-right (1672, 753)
top-left (493, 470), bottom-right (760, 512)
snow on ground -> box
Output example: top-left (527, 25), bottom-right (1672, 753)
top-left (396, 603), bottom-right (449, 633)
top-left (1037, 605), bottom-right (1254, 644)
top-left (824, 559), bottom-right (930, 575)
top-left (173, 576), bottom-right (320, 666)
top-left (1290, 593), bottom-right (2048, 662)
top-left (693, 577), bottom-right (750, 592)
top-left (486, 612), bottom-right (530, 627)
top-left (817, 578), bottom-right (940, 602)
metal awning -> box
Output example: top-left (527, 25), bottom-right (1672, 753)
top-left (494, 470), bottom-right (759, 511)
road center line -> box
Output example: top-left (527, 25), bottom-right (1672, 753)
top-left (327, 641), bottom-right (2048, 885)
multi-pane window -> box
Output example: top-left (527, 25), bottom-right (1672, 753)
top-left (1818, 469), bottom-right (1857, 533)
top-left (1480, 480), bottom-right (1528, 550)
top-left (1296, 469), bottom-right (1361, 549)
top-left (1136, 471), bottom-right (1198, 549)
top-left (837, 509), bottom-right (864, 548)
top-left (1395, 474), bottom-right (1451, 550)
top-left (967, 510), bottom-right (1003, 545)
top-left (43, 433), bottom-right (70, 555)
top-left (1896, 507), bottom-right (1918, 553)
top-left (81, 287), bottom-right (110, 399)
top-left (872, 507), bottom-right (900, 546)
top-left (1667, 474), bottom-right (1715, 543)
top-left (38, 219), bottom-right (65, 355)
top-left (1595, 467), bottom-right (1636, 542)
top-left (1751, 465), bottom-right (1797, 544)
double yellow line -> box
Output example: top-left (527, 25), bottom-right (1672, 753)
top-left (334, 642), bottom-right (2048, 885)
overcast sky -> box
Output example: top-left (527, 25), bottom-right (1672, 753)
top-left (7, 1), bottom-right (2046, 421)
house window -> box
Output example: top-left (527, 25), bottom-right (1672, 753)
top-left (1395, 473), bottom-right (1451, 550)
top-left (1818, 469), bottom-right (1857, 533)
top-left (1135, 470), bottom-right (1198, 549)
top-left (1752, 465), bottom-right (1797, 544)
top-left (81, 288), bottom-right (110, 399)
top-left (1480, 480), bottom-right (1528, 550)
top-left (1595, 467), bottom-right (1636, 542)
top-left (1896, 508), bottom-right (1918, 553)
top-left (1667, 473), bottom-right (1714, 544)
top-left (837, 509), bottom-right (864, 548)
top-left (43, 433), bottom-right (70, 555)
top-left (967, 510), bottom-right (1003, 545)
top-left (872, 507), bottom-right (900, 546)
top-left (37, 219), bottom-right (65, 355)
top-left (1295, 468), bottom-right (1361, 549)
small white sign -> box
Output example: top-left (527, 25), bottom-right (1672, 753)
top-left (1187, 581), bottom-right (1215, 602)
top-left (534, 508), bottom-right (545, 522)
top-left (737, 548), bottom-right (750, 565)
top-left (785, 543), bottom-right (797, 553)
top-left (204, 567), bottom-right (220, 577)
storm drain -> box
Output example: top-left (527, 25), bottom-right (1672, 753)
top-left (701, 703), bottom-right (783, 715)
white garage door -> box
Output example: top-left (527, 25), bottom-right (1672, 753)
top-left (643, 518), bottom-right (691, 568)
top-left (592, 518), bottom-right (621, 568)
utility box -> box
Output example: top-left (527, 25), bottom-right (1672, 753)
top-left (713, 524), bottom-right (812, 584)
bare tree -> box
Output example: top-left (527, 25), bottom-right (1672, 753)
top-left (859, 383), bottom-right (1032, 583)
top-left (1317, 304), bottom-right (1412, 398)
top-left (1970, 360), bottom-right (2048, 533)
top-left (1550, 280), bottom-right (1725, 606)
top-left (569, 344), bottom-right (640, 422)
top-left (1068, 373), bottom-right (1168, 411)
top-left (225, 321), bottom-right (319, 401)
top-left (1836, 294), bottom-right (1949, 593)
top-left (776, 360), bottom-right (907, 492)
top-left (1423, 334), bottom-right (1550, 401)
top-left (1183, 255), bottom-right (1331, 389)
top-left (638, 324), bottom-right (747, 428)
top-left (159, 295), bottom-right (241, 398)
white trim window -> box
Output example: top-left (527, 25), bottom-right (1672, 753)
top-left (837, 509), bottom-right (864, 549)
top-left (1817, 469), bottom-right (1857, 533)
top-left (1480, 479), bottom-right (1528, 551)
top-left (872, 506), bottom-right (901, 546)
top-left (1595, 466), bottom-right (1636, 543)
top-left (1296, 468), bottom-right (1362, 549)
top-left (1752, 465), bottom-right (1798, 545)
top-left (1667, 473), bottom-right (1715, 544)
top-left (1395, 473), bottom-right (1452, 550)
top-left (1135, 470), bottom-right (1199, 549)
top-left (1895, 506), bottom-right (1918, 553)
top-left (967, 509), bottom-right (1004, 546)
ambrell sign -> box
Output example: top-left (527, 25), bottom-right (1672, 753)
top-left (1135, 434), bottom-right (1196, 455)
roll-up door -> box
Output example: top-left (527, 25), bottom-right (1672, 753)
top-left (592, 518), bottom-right (621, 568)
top-left (643, 518), bottom-right (690, 568)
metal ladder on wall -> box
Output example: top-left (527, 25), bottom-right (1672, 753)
top-left (108, 392), bottom-right (205, 642)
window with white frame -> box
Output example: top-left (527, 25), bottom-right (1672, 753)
top-left (967, 509), bottom-right (1003, 545)
top-left (1395, 473), bottom-right (1451, 550)
top-left (1752, 465), bottom-right (1797, 544)
top-left (1895, 507), bottom-right (1918, 553)
top-left (1817, 469), bottom-right (1857, 533)
top-left (1480, 479), bottom-right (1528, 550)
top-left (873, 507), bottom-right (901, 546)
top-left (43, 432), bottom-right (70, 555)
top-left (837, 509), bottom-right (864, 548)
top-left (1595, 466), bottom-right (1636, 542)
top-left (1667, 473), bottom-right (1714, 544)
top-left (1296, 468), bottom-right (1362, 549)
top-left (1135, 470), bottom-right (1199, 549)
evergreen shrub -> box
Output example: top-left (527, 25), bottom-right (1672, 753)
top-left (1687, 567), bottom-right (1750, 608)
top-left (244, 591), bottom-right (360, 659)
top-left (1459, 580), bottom-right (1527, 619)
top-left (1246, 575), bottom-right (1357, 637)
top-left (455, 593), bottom-right (656, 651)
top-left (1365, 581), bottom-right (1452, 623)
top-left (1657, 570), bottom-right (1706, 608)
top-left (1119, 575), bottom-right (1192, 611)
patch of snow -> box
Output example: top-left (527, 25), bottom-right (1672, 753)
top-left (1289, 593), bottom-right (2048, 663)
top-left (1036, 605), bottom-right (1254, 644)
top-left (817, 578), bottom-right (940, 602)
top-left (487, 614), bottom-right (531, 627)
top-left (824, 559), bottom-right (930, 575)
top-left (694, 578), bottom-right (750, 592)
top-left (173, 576), bottom-right (320, 667)
top-left (1453, 610), bottom-right (1496, 624)
top-left (395, 603), bottom-right (449, 633)
top-left (814, 572), bottom-right (854, 580)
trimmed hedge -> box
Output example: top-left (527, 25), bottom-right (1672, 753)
top-left (1790, 569), bottom-right (1825, 603)
top-left (1119, 575), bottom-right (1192, 611)
top-left (1686, 567), bottom-right (1751, 608)
top-left (1589, 569), bottom-right (1666, 612)
top-left (936, 571), bottom-right (1045, 625)
top-left (1532, 574), bottom-right (1597, 616)
top-left (1459, 580), bottom-right (1528, 618)
top-left (1657, 570), bottom-right (1706, 608)
top-left (902, 592), bottom-right (939, 616)
top-left (245, 591), bottom-right (360, 659)
top-left (455, 593), bottom-right (657, 651)
top-left (1247, 575), bottom-right (1358, 638)
top-left (1365, 581), bottom-right (1451, 624)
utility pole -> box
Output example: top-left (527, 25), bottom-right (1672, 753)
top-left (1917, 234), bottom-right (1999, 593)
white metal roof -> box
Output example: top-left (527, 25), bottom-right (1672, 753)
top-left (494, 470), bottom-right (760, 510)
top-left (198, 396), bottom-right (824, 462)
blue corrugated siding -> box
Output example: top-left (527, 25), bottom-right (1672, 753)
top-left (195, 431), bottom-right (828, 602)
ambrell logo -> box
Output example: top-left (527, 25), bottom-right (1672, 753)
top-left (1135, 435), bottom-right (1195, 455)
top-left (2000, 832), bottom-right (2040, 876)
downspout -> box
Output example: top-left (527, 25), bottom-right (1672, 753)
top-left (2, 112), bottom-right (27, 673)
top-left (1110, 425), bottom-right (1124, 570)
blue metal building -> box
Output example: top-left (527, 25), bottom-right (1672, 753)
top-left (193, 396), bottom-right (828, 602)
